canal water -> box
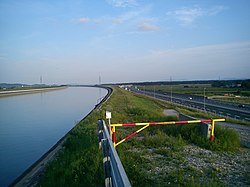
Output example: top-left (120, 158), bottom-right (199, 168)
top-left (0, 87), bottom-right (107, 186)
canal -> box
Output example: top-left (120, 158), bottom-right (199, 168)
top-left (0, 87), bottom-right (107, 186)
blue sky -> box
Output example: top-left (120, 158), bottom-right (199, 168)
top-left (0, 0), bottom-right (250, 84)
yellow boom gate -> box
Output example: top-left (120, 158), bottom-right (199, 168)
top-left (110, 119), bottom-right (225, 148)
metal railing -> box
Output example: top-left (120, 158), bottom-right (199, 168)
top-left (98, 120), bottom-right (131, 187)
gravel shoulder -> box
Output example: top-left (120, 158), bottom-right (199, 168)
top-left (128, 144), bottom-right (250, 186)
top-left (217, 122), bottom-right (250, 148)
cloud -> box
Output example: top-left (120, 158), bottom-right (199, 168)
top-left (167, 5), bottom-right (227, 26)
top-left (79, 17), bottom-right (91, 24)
top-left (174, 6), bottom-right (204, 25)
top-left (207, 6), bottom-right (227, 16)
top-left (112, 6), bottom-right (150, 25)
top-left (78, 17), bottom-right (102, 24)
top-left (138, 22), bottom-right (159, 31)
top-left (107, 0), bottom-right (137, 8)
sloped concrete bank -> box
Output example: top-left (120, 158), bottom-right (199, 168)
top-left (0, 86), bottom-right (67, 97)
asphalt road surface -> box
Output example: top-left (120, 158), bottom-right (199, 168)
top-left (131, 88), bottom-right (250, 122)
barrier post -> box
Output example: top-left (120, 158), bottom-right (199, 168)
top-left (112, 126), bottom-right (116, 146)
top-left (210, 120), bottom-right (215, 141)
top-left (210, 119), bottom-right (225, 141)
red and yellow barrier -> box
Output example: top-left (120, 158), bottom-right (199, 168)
top-left (110, 119), bottom-right (225, 148)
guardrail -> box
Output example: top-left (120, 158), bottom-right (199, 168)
top-left (132, 89), bottom-right (250, 122)
top-left (98, 119), bottom-right (131, 187)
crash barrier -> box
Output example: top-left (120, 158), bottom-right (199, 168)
top-left (110, 119), bottom-right (225, 148)
top-left (98, 120), bottom-right (131, 187)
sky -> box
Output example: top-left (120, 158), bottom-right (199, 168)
top-left (0, 0), bottom-right (250, 85)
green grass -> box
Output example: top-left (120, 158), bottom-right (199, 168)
top-left (37, 86), bottom-right (241, 186)
top-left (38, 111), bottom-right (104, 187)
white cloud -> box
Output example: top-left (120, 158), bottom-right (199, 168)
top-left (174, 6), bottom-right (204, 25)
top-left (107, 0), bottom-right (137, 8)
top-left (207, 6), bottom-right (227, 16)
top-left (138, 22), bottom-right (159, 31)
top-left (79, 17), bottom-right (91, 24)
top-left (112, 6), bottom-right (150, 25)
top-left (167, 5), bottom-right (227, 26)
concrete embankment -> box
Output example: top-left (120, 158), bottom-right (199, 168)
top-left (0, 86), bottom-right (67, 97)
top-left (10, 86), bottom-right (113, 187)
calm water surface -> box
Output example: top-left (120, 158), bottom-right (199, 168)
top-left (0, 87), bottom-right (107, 186)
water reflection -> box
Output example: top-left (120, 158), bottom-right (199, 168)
top-left (0, 87), bottom-right (107, 186)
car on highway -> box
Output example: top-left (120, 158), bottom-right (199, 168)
top-left (238, 104), bottom-right (245, 108)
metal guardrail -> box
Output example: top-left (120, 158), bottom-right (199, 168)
top-left (98, 119), bottom-right (131, 187)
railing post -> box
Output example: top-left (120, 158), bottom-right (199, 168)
top-left (98, 120), bottom-right (104, 149)
top-left (102, 139), bottom-right (112, 187)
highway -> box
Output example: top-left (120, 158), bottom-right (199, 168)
top-left (130, 88), bottom-right (250, 122)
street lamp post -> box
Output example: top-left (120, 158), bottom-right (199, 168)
top-left (154, 85), bottom-right (155, 98)
top-left (170, 76), bottom-right (172, 102)
top-left (171, 86), bottom-right (172, 102)
top-left (204, 88), bottom-right (206, 111)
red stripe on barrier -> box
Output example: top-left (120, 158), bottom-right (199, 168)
top-left (122, 123), bottom-right (137, 126)
top-left (125, 131), bottom-right (138, 140)
top-left (175, 121), bottom-right (188, 124)
top-left (112, 132), bottom-right (116, 143)
top-left (210, 135), bottom-right (214, 141)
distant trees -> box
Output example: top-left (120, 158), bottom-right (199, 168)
top-left (241, 79), bottom-right (250, 89)
top-left (211, 81), bottom-right (227, 87)
top-left (211, 80), bottom-right (247, 88)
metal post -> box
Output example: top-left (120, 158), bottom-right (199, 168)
top-left (170, 76), bottom-right (172, 102)
top-left (112, 126), bottom-right (116, 146)
top-left (204, 88), bottom-right (206, 111)
top-left (109, 118), bottom-right (112, 139)
top-left (210, 119), bottom-right (215, 141)
top-left (101, 139), bottom-right (112, 187)
top-left (106, 110), bottom-right (112, 139)
top-left (154, 85), bottom-right (155, 98)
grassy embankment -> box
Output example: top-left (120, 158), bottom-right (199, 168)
top-left (38, 87), bottom-right (240, 186)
